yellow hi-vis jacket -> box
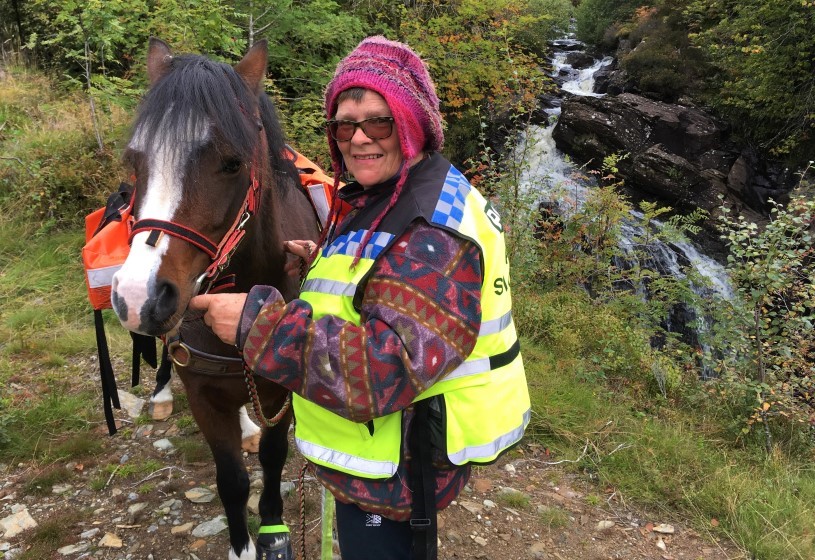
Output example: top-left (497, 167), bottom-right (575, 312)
top-left (295, 154), bottom-right (530, 479)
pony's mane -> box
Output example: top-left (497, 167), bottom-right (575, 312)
top-left (131, 53), bottom-right (298, 190)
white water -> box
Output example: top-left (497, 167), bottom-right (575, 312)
top-left (516, 35), bottom-right (733, 340)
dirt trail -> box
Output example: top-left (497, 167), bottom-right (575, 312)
top-left (0, 367), bottom-right (745, 560)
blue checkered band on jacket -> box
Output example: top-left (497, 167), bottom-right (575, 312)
top-left (432, 166), bottom-right (471, 230)
top-left (325, 229), bottom-right (395, 260)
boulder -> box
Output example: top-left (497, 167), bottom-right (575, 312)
top-left (551, 92), bottom-right (791, 253)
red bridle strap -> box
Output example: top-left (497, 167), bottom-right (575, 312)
top-left (129, 160), bottom-right (262, 290)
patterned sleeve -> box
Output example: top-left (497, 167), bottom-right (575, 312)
top-left (238, 221), bottom-right (482, 423)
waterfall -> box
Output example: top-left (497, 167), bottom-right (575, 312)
top-left (516, 34), bottom-right (733, 356)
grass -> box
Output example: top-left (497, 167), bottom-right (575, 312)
top-left (537, 506), bottom-right (571, 529)
top-left (22, 465), bottom-right (74, 496)
top-left (14, 511), bottom-right (85, 560)
top-left (521, 329), bottom-right (815, 559)
top-left (172, 435), bottom-right (214, 463)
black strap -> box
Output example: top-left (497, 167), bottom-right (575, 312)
top-left (92, 182), bottom-right (133, 237)
top-left (130, 333), bottom-right (157, 387)
top-left (410, 400), bottom-right (438, 560)
top-left (94, 310), bottom-right (120, 435)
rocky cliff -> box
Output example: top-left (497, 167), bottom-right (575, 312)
top-left (548, 68), bottom-right (795, 258)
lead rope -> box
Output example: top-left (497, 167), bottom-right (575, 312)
top-left (297, 251), bottom-right (310, 560)
top-left (242, 251), bottom-right (313, 559)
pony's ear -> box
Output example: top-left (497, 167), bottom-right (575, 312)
top-left (147, 37), bottom-right (173, 86)
top-left (235, 40), bottom-right (268, 95)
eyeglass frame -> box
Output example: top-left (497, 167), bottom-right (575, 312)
top-left (326, 116), bottom-right (396, 142)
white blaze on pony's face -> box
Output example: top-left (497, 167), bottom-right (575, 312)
top-left (110, 113), bottom-right (211, 333)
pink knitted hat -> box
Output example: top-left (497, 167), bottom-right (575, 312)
top-left (324, 36), bottom-right (444, 181)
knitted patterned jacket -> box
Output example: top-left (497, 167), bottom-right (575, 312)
top-left (237, 171), bottom-right (482, 521)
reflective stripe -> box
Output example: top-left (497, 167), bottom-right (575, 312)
top-left (448, 408), bottom-right (531, 465)
top-left (295, 438), bottom-right (398, 477)
top-left (445, 357), bottom-right (490, 381)
top-left (300, 278), bottom-right (358, 297)
top-left (479, 311), bottom-right (512, 336)
top-left (86, 264), bottom-right (123, 289)
top-left (444, 339), bottom-right (520, 381)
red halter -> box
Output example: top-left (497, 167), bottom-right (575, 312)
top-left (128, 156), bottom-right (262, 295)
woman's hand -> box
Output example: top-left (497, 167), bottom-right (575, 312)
top-left (188, 293), bottom-right (248, 346)
top-left (283, 239), bottom-right (318, 277)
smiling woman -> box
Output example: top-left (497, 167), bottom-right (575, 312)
top-left (191, 36), bottom-right (530, 560)
top-left (331, 90), bottom-right (415, 188)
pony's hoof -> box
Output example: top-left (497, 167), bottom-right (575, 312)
top-left (242, 432), bottom-right (261, 453)
top-left (149, 401), bottom-right (172, 421)
top-left (256, 532), bottom-right (294, 560)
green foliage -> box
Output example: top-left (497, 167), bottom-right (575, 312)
top-left (23, 466), bottom-right (73, 496)
top-left (684, 0), bottom-right (815, 159)
top-left (0, 67), bottom-right (129, 228)
top-left (399, 0), bottom-right (567, 164)
top-left (617, 4), bottom-right (709, 101)
top-left (573, 0), bottom-right (642, 47)
top-left (257, 0), bottom-right (365, 100)
top-left (0, 387), bottom-right (97, 463)
top-left (710, 169), bottom-right (815, 453)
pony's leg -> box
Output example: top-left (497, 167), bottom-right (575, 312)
top-left (149, 350), bottom-right (173, 420)
top-left (239, 405), bottom-right (262, 453)
top-left (186, 388), bottom-right (254, 560)
top-left (256, 414), bottom-right (294, 560)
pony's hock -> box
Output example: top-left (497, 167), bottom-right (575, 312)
top-left (110, 37), bottom-right (320, 559)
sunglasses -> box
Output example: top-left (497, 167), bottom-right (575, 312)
top-left (327, 116), bottom-right (395, 142)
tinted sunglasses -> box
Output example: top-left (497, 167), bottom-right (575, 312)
top-left (327, 116), bottom-right (395, 142)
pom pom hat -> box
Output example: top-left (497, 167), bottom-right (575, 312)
top-left (321, 36), bottom-right (444, 266)
top-left (324, 36), bottom-right (444, 176)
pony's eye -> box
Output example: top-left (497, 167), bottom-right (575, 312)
top-left (221, 159), bottom-right (242, 175)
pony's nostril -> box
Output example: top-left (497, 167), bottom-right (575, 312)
top-left (110, 291), bottom-right (128, 322)
top-left (151, 279), bottom-right (179, 325)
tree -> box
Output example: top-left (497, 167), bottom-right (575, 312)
top-left (398, 0), bottom-right (570, 163)
top-left (684, 0), bottom-right (815, 162)
top-left (714, 166), bottom-right (815, 452)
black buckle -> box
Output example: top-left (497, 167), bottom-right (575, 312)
top-left (410, 517), bottom-right (431, 529)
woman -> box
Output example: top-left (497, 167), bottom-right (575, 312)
top-left (191, 36), bottom-right (530, 560)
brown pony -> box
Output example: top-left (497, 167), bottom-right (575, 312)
top-left (110, 38), bottom-right (319, 560)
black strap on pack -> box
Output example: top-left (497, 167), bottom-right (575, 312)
top-left (95, 314), bottom-right (157, 436)
top-left (410, 399), bottom-right (438, 560)
top-left (94, 309), bottom-right (121, 435)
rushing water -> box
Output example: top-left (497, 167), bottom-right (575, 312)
top-left (516, 34), bottom-right (733, 353)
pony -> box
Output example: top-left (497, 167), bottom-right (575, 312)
top-left (110, 38), bottom-right (320, 560)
